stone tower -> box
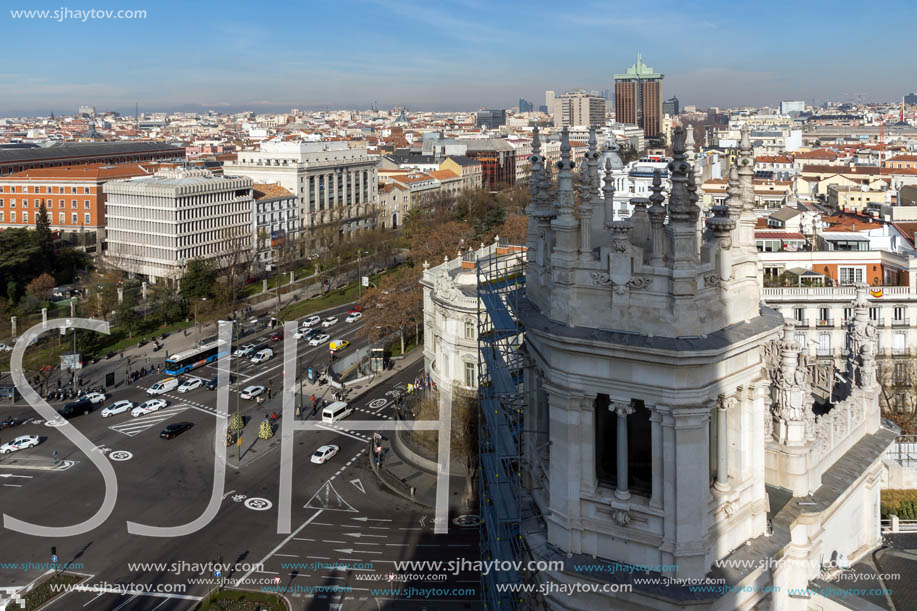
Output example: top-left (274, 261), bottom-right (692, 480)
top-left (521, 124), bottom-right (783, 579)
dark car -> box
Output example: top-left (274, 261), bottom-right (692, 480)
top-left (58, 398), bottom-right (92, 419)
top-left (137, 339), bottom-right (148, 347)
top-left (105, 351), bottom-right (116, 360)
top-left (206, 374), bottom-right (236, 390)
top-left (160, 422), bottom-right (193, 439)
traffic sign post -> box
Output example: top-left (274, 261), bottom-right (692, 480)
top-left (52, 450), bottom-right (58, 465)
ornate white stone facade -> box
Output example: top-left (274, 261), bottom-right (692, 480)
top-left (516, 126), bottom-right (895, 610)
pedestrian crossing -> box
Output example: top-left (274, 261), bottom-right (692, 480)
top-left (135, 385), bottom-right (225, 418)
top-left (109, 406), bottom-right (188, 437)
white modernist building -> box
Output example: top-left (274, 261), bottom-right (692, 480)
top-left (507, 126), bottom-right (894, 610)
top-left (103, 168), bottom-right (253, 284)
top-left (224, 141), bottom-right (379, 246)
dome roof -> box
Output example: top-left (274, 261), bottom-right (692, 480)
top-left (600, 140), bottom-right (625, 171)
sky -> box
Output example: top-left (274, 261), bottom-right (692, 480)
top-left (0, 0), bottom-right (915, 116)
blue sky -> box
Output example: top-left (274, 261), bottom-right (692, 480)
top-left (0, 0), bottom-right (914, 115)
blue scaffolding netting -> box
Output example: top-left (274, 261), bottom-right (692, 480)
top-left (477, 246), bottom-right (529, 610)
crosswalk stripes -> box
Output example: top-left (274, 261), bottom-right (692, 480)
top-left (135, 385), bottom-right (224, 418)
top-left (109, 406), bottom-right (188, 437)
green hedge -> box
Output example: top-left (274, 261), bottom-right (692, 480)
top-left (880, 489), bottom-right (917, 518)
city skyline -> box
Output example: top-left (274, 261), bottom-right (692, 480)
top-left (2, 0), bottom-right (917, 116)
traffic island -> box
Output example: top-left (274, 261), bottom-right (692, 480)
top-left (195, 588), bottom-right (289, 610)
top-left (16, 570), bottom-right (88, 610)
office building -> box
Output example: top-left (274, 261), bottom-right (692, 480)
top-left (103, 168), bottom-right (253, 284)
top-left (475, 109), bottom-right (506, 129)
top-left (518, 98), bottom-right (533, 113)
top-left (0, 163), bottom-right (152, 249)
top-left (545, 90), bottom-right (555, 113)
top-left (662, 95), bottom-right (679, 116)
top-left (614, 53), bottom-right (664, 138)
top-left (780, 100), bottom-right (806, 115)
top-left (224, 141), bottom-right (378, 247)
top-left (904, 93), bottom-right (917, 105)
top-left (537, 105), bottom-right (548, 114)
top-left (252, 183), bottom-right (302, 268)
top-left (553, 90), bottom-right (605, 128)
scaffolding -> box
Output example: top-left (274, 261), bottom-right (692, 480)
top-left (477, 243), bottom-right (528, 609)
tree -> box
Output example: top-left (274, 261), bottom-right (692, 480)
top-left (180, 259), bottom-right (217, 300)
top-left (229, 411), bottom-right (244, 432)
top-left (113, 291), bottom-right (141, 339)
top-left (258, 419), bottom-right (274, 440)
top-left (25, 272), bottom-right (56, 301)
top-left (497, 212), bottom-right (529, 245)
top-left (35, 202), bottom-right (54, 271)
top-left (6, 281), bottom-right (18, 306)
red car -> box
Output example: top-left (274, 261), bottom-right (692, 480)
top-left (349, 305), bottom-right (364, 313)
top-left (270, 331), bottom-right (284, 341)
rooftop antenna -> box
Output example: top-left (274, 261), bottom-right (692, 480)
top-left (135, 102), bottom-right (139, 130)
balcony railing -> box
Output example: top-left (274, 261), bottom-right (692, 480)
top-left (892, 317), bottom-right (910, 327)
top-left (763, 286), bottom-right (913, 298)
top-left (794, 318), bottom-right (809, 327)
top-left (816, 319), bottom-right (834, 327)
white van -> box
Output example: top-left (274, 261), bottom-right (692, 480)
top-left (147, 377), bottom-right (179, 395)
top-left (251, 348), bottom-right (274, 364)
top-left (322, 401), bottom-right (353, 423)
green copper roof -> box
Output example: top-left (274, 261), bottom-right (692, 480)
top-left (613, 53), bottom-right (663, 80)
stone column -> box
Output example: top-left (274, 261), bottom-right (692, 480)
top-left (581, 397), bottom-right (597, 496)
top-left (117, 287), bottom-right (123, 305)
top-left (714, 396), bottom-right (730, 492)
top-left (262, 278), bottom-right (268, 294)
top-left (671, 406), bottom-right (712, 580)
top-left (649, 406), bottom-right (663, 508)
top-left (611, 399), bottom-right (634, 500)
top-left (141, 281), bottom-right (147, 300)
top-left (70, 298), bottom-right (76, 318)
top-left (289, 271), bottom-right (294, 285)
top-left (41, 308), bottom-right (47, 326)
top-left (10, 315), bottom-right (16, 339)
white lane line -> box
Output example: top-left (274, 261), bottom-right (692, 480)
top-left (385, 544), bottom-right (409, 547)
top-left (111, 595), bottom-right (139, 611)
top-left (293, 538), bottom-right (315, 541)
top-left (321, 540), bottom-right (346, 544)
top-left (150, 599), bottom-right (169, 611)
top-left (3, 484), bottom-right (23, 488)
top-left (235, 509), bottom-right (324, 586)
top-left (306, 556), bottom-right (330, 560)
top-left (254, 570), bottom-right (280, 575)
top-left (274, 554), bottom-right (298, 558)
top-left (82, 592), bottom-right (105, 607)
top-left (316, 424), bottom-right (369, 443)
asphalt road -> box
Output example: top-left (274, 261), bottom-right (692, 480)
top-left (0, 305), bottom-right (482, 610)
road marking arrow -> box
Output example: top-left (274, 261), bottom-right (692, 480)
top-left (351, 517), bottom-right (392, 522)
top-left (350, 478), bottom-right (365, 494)
top-left (333, 548), bottom-right (354, 555)
top-left (344, 532), bottom-right (387, 538)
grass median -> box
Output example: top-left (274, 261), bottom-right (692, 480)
top-left (195, 589), bottom-right (287, 610)
top-left (22, 572), bottom-right (85, 610)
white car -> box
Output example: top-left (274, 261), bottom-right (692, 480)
top-left (321, 316), bottom-right (338, 328)
top-left (101, 400), bottom-right (135, 418)
top-left (233, 344), bottom-right (255, 357)
top-left (177, 378), bottom-right (202, 393)
top-left (302, 315), bottom-right (321, 327)
top-left (345, 312), bottom-right (363, 323)
top-left (240, 385), bottom-right (265, 400)
top-left (309, 333), bottom-right (330, 346)
top-left (310, 444), bottom-right (340, 464)
top-left (84, 392), bottom-right (107, 405)
top-left (0, 343), bottom-right (12, 352)
top-left (0, 435), bottom-right (40, 454)
top-left (293, 328), bottom-right (310, 339)
top-left (131, 399), bottom-right (168, 417)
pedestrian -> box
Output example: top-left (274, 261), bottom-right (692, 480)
top-left (271, 411), bottom-right (278, 422)
top-left (310, 394), bottom-right (316, 404)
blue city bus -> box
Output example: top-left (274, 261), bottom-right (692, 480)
top-left (164, 340), bottom-right (229, 375)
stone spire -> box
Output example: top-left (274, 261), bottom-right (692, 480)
top-left (528, 126), bottom-right (543, 208)
top-left (737, 128), bottom-right (755, 212)
top-left (647, 170), bottom-right (666, 266)
top-left (666, 126), bottom-right (700, 225)
top-left (555, 127), bottom-right (576, 222)
top-left (725, 165), bottom-right (742, 222)
top-left (602, 157), bottom-right (616, 229)
top-left (588, 126), bottom-right (601, 202)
